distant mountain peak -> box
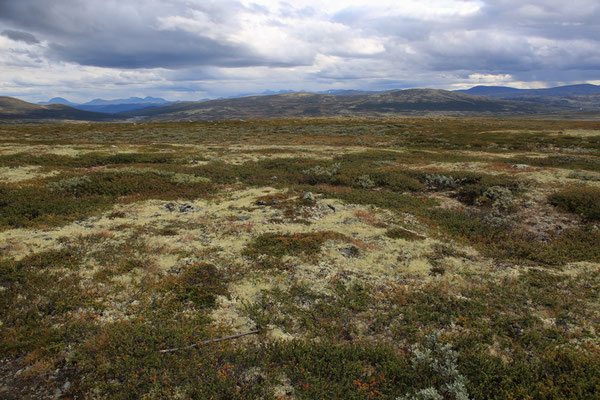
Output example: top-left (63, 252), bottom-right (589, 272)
top-left (455, 83), bottom-right (600, 98)
top-left (38, 97), bottom-right (77, 107)
top-left (83, 97), bottom-right (170, 106)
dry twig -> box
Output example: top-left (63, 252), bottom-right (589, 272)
top-left (158, 329), bottom-right (260, 353)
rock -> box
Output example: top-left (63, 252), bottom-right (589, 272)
top-left (179, 204), bottom-right (194, 213)
top-left (165, 203), bottom-right (194, 212)
top-left (167, 265), bottom-right (182, 274)
top-left (271, 199), bottom-right (279, 205)
top-left (510, 321), bottom-right (524, 338)
top-left (256, 200), bottom-right (267, 206)
top-left (303, 192), bottom-right (315, 201)
top-left (511, 164), bottom-right (529, 170)
top-left (327, 204), bottom-right (336, 212)
top-left (236, 216), bottom-right (251, 221)
top-left (340, 245), bottom-right (361, 258)
top-left (62, 381), bottom-right (71, 392)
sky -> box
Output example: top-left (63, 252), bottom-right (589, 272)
top-left (1, 0), bottom-right (599, 103)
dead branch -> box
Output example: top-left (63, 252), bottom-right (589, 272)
top-left (158, 329), bottom-right (260, 353)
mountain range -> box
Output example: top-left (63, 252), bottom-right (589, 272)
top-left (124, 89), bottom-right (569, 121)
top-left (456, 84), bottom-right (600, 98)
top-left (0, 97), bottom-right (114, 122)
top-left (455, 84), bottom-right (600, 110)
top-left (2, 84), bottom-right (600, 123)
top-left (38, 96), bottom-right (173, 114)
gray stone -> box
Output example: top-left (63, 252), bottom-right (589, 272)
top-left (303, 192), bottom-right (315, 201)
top-left (179, 204), bottom-right (194, 213)
top-left (340, 246), bottom-right (361, 258)
top-left (511, 164), bottom-right (529, 169)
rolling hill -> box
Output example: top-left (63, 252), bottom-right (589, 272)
top-left (457, 84), bottom-right (600, 97)
top-left (126, 89), bottom-right (572, 121)
top-left (3, 87), bottom-right (597, 123)
top-left (0, 97), bottom-right (114, 122)
top-left (456, 84), bottom-right (600, 110)
top-left (38, 96), bottom-right (173, 114)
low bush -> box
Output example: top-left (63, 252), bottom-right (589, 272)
top-left (422, 173), bottom-right (463, 190)
top-left (386, 227), bottom-right (425, 241)
top-left (164, 262), bottom-right (228, 308)
top-left (398, 332), bottom-right (470, 400)
top-left (243, 231), bottom-right (345, 265)
top-left (549, 185), bottom-right (600, 221)
top-left (0, 170), bottom-right (215, 229)
top-left (0, 152), bottom-right (175, 168)
top-left (510, 155), bottom-right (600, 172)
top-left (454, 174), bottom-right (520, 206)
top-left (0, 250), bottom-right (100, 356)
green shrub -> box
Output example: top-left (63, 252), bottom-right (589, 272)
top-left (301, 162), bottom-right (341, 184)
top-left (455, 174), bottom-right (519, 206)
top-left (266, 340), bottom-right (414, 399)
top-left (398, 332), bottom-right (470, 400)
top-left (243, 231), bottom-right (345, 265)
top-left (568, 170), bottom-right (600, 182)
top-left (0, 170), bottom-right (215, 229)
top-left (77, 314), bottom-right (270, 399)
top-left (549, 186), bottom-right (600, 221)
top-left (510, 155), bottom-right (600, 172)
top-left (423, 173), bottom-right (463, 190)
top-left (163, 262), bottom-right (227, 308)
top-left (355, 174), bottom-right (375, 189)
top-left (0, 152), bottom-right (174, 168)
top-left (372, 170), bottom-right (424, 192)
top-left (0, 250), bottom-right (99, 355)
top-left (386, 227), bottom-right (425, 241)
top-left (481, 228), bottom-right (600, 265)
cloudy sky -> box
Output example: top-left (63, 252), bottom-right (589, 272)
top-left (1, 0), bottom-right (599, 103)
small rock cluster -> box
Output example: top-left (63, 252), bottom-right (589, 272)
top-left (164, 203), bottom-right (195, 213)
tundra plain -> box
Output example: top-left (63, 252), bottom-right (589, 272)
top-left (1, 118), bottom-right (600, 399)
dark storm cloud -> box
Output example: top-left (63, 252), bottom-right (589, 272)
top-left (46, 32), bottom-right (273, 69)
top-left (0, 0), bottom-right (307, 69)
top-left (2, 0), bottom-right (599, 76)
top-left (1, 0), bottom-right (599, 103)
top-left (1, 29), bottom-right (39, 44)
top-left (331, 0), bottom-right (600, 77)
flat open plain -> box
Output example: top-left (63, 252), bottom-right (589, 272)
top-left (1, 118), bottom-right (599, 399)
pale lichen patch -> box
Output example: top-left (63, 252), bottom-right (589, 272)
top-left (0, 166), bottom-right (60, 183)
top-left (560, 129), bottom-right (600, 137)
